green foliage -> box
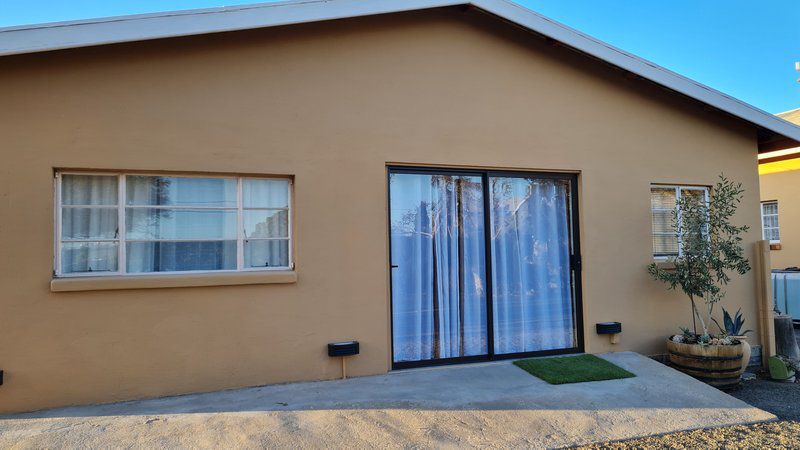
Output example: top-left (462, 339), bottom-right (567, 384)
top-left (770, 355), bottom-right (797, 380)
top-left (647, 175), bottom-right (751, 336)
top-left (717, 307), bottom-right (752, 336)
top-left (776, 355), bottom-right (800, 373)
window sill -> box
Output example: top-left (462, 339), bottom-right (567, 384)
top-left (50, 270), bottom-right (297, 292)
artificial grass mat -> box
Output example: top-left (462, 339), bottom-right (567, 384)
top-left (513, 354), bottom-right (635, 384)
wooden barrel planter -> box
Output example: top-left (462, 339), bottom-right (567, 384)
top-left (666, 339), bottom-right (744, 388)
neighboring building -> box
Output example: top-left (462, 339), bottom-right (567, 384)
top-left (2, 0), bottom-right (800, 414)
top-left (760, 109), bottom-right (800, 269)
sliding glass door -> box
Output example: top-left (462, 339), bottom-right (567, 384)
top-left (489, 176), bottom-right (577, 355)
top-left (389, 168), bottom-right (581, 368)
top-left (389, 173), bottom-right (488, 364)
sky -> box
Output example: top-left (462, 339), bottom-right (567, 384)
top-left (2, 0), bottom-right (799, 114)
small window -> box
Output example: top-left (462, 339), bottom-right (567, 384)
top-left (650, 185), bottom-right (709, 259)
top-left (761, 201), bottom-right (780, 243)
top-left (55, 172), bottom-right (292, 277)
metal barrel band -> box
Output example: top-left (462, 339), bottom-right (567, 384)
top-left (668, 350), bottom-right (742, 362)
top-left (669, 361), bottom-right (741, 374)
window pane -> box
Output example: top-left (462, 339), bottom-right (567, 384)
top-left (244, 239), bottom-right (290, 268)
top-left (126, 209), bottom-right (237, 240)
top-left (244, 210), bottom-right (289, 238)
top-left (61, 175), bottom-right (117, 205)
top-left (763, 202), bottom-right (777, 215)
top-left (126, 176), bottom-right (237, 207)
top-left (765, 228), bottom-right (780, 241)
top-left (243, 179), bottom-right (289, 208)
top-left (61, 242), bottom-right (118, 273)
top-left (653, 235), bottom-right (679, 256)
top-left (682, 189), bottom-right (706, 202)
top-left (62, 208), bottom-right (118, 240)
top-left (127, 241), bottom-right (236, 273)
top-left (651, 210), bottom-right (675, 234)
top-left (490, 176), bottom-right (575, 354)
top-left (389, 173), bottom-right (488, 362)
top-left (650, 188), bottom-right (676, 210)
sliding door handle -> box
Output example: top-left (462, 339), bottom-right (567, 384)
top-left (390, 264), bottom-right (399, 269)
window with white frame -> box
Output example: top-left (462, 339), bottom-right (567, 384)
top-left (761, 201), bottom-right (780, 243)
top-left (55, 172), bottom-right (292, 277)
top-left (650, 185), bottom-right (709, 258)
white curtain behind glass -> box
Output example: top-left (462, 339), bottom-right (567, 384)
top-left (60, 175), bottom-right (118, 274)
top-left (490, 177), bottom-right (574, 354)
top-left (390, 174), bottom-right (487, 362)
top-left (242, 179), bottom-right (291, 268)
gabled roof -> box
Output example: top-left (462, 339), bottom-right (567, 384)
top-left (778, 108), bottom-right (800, 126)
top-left (759, 108), bottom-right (800, 165)
top-left (2, 0), bottom-right (799, 151)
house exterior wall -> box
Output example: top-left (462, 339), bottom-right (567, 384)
top-left (0, 8), bottom-right (763, 414)
top-left (759, 165), bottom-right (800, 269)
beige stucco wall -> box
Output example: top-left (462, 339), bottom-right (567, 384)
top-left (0, 8), bottom-right (764, 414)
top-left (760, 168), bottom-right (800, 269)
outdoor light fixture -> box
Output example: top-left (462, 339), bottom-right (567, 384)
top-left (596, 322), bottom-right (622, 344)
top-left (327, 341), bottom-right (359, 379)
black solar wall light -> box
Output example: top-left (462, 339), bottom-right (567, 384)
top-left (328, 341), bottom-right (359, 379)
top-left (596, 322), bottom-right (622, 344)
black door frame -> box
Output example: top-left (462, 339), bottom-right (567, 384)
top-left (387, 166), bottom-right (584, 369)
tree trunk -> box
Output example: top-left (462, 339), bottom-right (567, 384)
top-left (774, 314), bottom-right (800, 361)
top-left (689, 296), bottom-right (698, 335)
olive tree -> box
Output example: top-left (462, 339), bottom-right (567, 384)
top-left (647, 175), bottom-right (751, 338)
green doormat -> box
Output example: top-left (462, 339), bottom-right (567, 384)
top-left (513, 354), bottom-right (635, 384)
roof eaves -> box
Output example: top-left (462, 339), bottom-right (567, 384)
top-left (0, 0), bottom-right (465, 57)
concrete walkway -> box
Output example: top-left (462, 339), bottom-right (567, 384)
top-left (0, 352), bottom-right (773, 449)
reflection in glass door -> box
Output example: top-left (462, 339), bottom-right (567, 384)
top-left (489, 176), bottom-right (577, 355)
top-left (389, 168), bottom-right (581, 368)
top-left (389, 172), bottom-right (488, 365)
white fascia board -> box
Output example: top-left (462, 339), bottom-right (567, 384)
top-left (0, 0), bottom-right (463, 56)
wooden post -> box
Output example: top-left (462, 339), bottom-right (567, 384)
top-left (754, 240), bottom-right (776, 369)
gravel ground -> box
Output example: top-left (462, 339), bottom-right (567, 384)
top-left (579, 331), bottom-right (800, 449)
top-left (578, 367), bottom-right (800, 448)
top-left (577, 420), bottom-right (800, 449)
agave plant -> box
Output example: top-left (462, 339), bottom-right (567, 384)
top-left (714, 307), bottom-right (752, 337)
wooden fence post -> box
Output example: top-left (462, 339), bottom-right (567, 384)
top-left (754, 240), bottom-right (776, 369)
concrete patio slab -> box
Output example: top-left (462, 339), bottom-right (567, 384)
top-left (0, 352), bottom-right (774, 449)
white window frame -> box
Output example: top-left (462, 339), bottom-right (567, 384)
top-left (651, 184), bottom-right (710, 260)
top-left (54, 171), bottom-right (293, 278)
top-left (761, 200), bottom-right (780, 244)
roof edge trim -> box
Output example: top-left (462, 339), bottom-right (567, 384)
top-left (0, 0), bottom-right (465, 56)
